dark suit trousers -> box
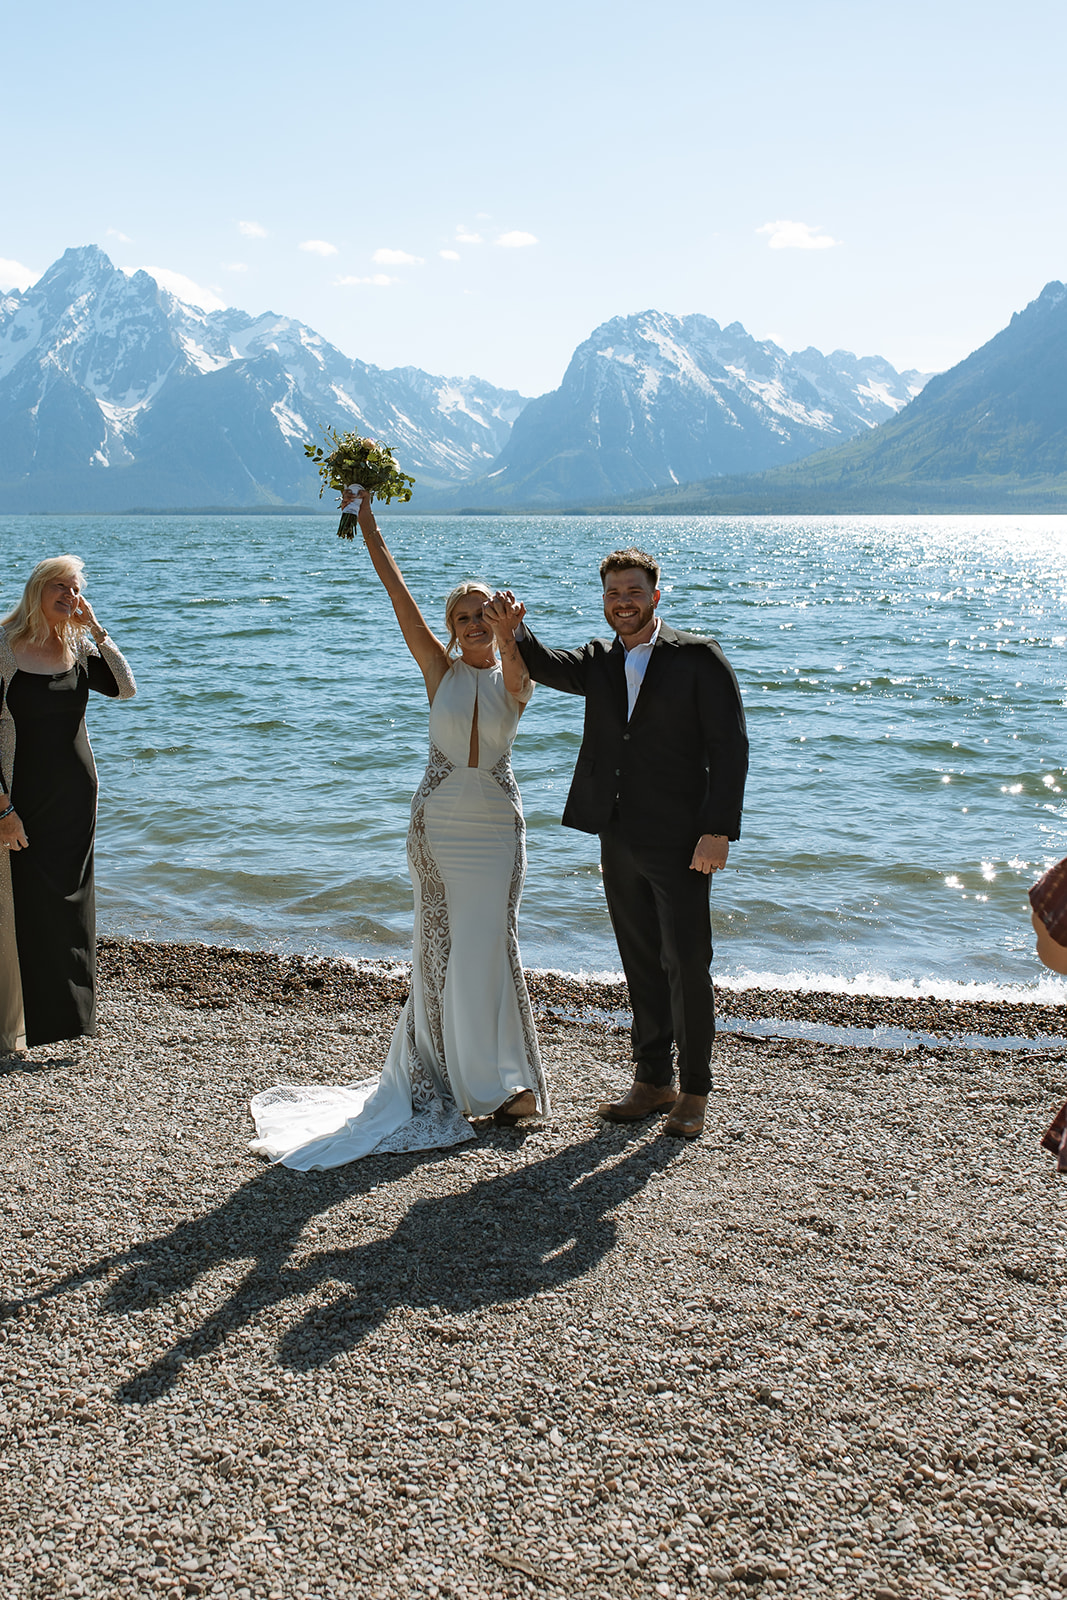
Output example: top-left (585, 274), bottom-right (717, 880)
top-left (599, 819), bottom-right (715, 1095)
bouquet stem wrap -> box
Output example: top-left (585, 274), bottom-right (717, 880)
top-left (337, 483), bottom-right (365, 541)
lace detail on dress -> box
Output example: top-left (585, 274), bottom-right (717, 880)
top-left (406, 740), bottom-right (456, 1112)
top-left (489, 750), bottom-right (550, 1115)
top-left (371, 1092), bottom-right (475, 1154)
top-left (414, 740), bottom-right (456, 804)
top-left (248, 1074), bottom-right (474, 1163)
top-left (489, 748), bottom-right (521, 808)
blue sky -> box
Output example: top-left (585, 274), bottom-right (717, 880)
top-left (2, 0), bottom-right (1065, 395)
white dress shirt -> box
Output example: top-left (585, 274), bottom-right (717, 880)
top-left (514, 616), bottom-right (661, 719)
top-left (623, 619), bottom-right (661, 719)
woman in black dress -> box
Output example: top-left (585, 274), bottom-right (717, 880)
top-left (0, 556), bottom-right (136, 1052)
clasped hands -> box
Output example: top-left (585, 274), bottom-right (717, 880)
top-left (484, 589), bottom-right (525, 641)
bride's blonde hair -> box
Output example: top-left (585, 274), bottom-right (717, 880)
top-left (2, 555), bottom-right (88, 652)
top-left (444, 581), bottom-right (493, 658)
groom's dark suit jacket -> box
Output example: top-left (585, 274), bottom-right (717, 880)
top-left (518, 620), bottom-right (748, 845)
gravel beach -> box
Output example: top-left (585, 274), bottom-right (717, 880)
top-left (2, 940), bottom-right (1066, 1600)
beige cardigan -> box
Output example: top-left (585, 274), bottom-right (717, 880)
top-left (0, 628), bottom-right (137, 1051)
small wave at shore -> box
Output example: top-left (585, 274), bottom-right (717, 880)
top-left (719, 967), bottom-right (1067, 1006)
top-left (530, 963), bottom-right (1067, 1006)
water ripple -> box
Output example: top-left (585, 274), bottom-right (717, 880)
top-left (4, 510), bottom-right (1066, 990)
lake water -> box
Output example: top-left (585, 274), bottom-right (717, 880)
top-left (3, 512), bottom-right (1066, 1001)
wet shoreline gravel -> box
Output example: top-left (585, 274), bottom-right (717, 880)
top-left (96, 938), bottom-right (1067, 1043)
top-left (2, 939), bottom-right (1066, 1600)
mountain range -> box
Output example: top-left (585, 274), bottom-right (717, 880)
top-left (604, 280), bottom-right (1067, 514)
top-left (0, 246), bottom-right (930, 513)
top-left (427, 312), bottom-right (928, 508)
top-left (0, 246), bottom-right (525, 512)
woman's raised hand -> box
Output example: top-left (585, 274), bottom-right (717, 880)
top-left (486, 591), bottom-right (533, 705)
top-left (72, 593), bottom-right (106, 639)
top-left (485, 590), bottom-right (525, 639)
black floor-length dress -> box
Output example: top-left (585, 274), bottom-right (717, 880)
top-left (6, 658), bottom-right (122, 1047)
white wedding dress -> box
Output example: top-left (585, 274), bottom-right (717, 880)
top-left (249, 660), bottom-right (548, 1169)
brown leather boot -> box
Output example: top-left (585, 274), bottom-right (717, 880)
top-left (493, 1090), bottom-right (537, 1126)
top-left (662, 1093), bottom-right (707, 1139)
top-left (598, 1081), bottom-right (677, 1123)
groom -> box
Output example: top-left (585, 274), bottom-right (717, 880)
top-left (488, 550), bottom-right (748, 1139)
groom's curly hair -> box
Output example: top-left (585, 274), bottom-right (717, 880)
top-left (599, 548), bottom-right (660, 586)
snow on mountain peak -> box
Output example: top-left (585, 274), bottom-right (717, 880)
top-left (0, 244), bottom-right (939, 512)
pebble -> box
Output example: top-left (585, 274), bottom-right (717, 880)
top-left (0, 937), bottom-right (1065, 1599)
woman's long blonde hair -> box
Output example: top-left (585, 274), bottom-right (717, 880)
top-left (2, 555), bottom-right (88, 652)
top-left (444, 581), bottom-right (493, 659)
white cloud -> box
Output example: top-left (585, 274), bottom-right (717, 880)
top-left (336, 274), bottom-right (397, 288)
top-left (757, 219), bottom-right (839, 251)
top-left (372, 248), bottom-right (423, 266)
top-left (142, 266), bottom-right (228, 311)
top-left (496, 230), bottom-right (538, 248)
top-left (239, 220), bottom-right (268, 238)
top-left (455, 227), bottom-right (483, 244)
top-left (439, 249), bottom-right (461, 261)
top-left (0, 257), bottom-right (36, 292)
top-left (299, 239), bottom-right (338, 257)
top-left (106, 228), bottom-right (132, 244)
top-left (222, 262), bottom-right (249, 273)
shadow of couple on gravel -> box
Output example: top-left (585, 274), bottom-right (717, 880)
top-left (6, 1126), bottom-right (680, 1403)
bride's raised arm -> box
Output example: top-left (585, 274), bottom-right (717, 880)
top-left (352, 491), bottom-right (449, 700)
top-left (485, 589), bottom-right (533, 706)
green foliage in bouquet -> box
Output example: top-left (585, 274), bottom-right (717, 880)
top-left (304, 429), bottom-right (416, 538)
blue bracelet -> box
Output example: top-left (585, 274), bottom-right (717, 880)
top-left (0, 805), bottom-right (13, 822)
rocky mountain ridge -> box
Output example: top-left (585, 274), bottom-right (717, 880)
top-left (434, 310), bottom-right (929, 507)
top-left (0, 246), bottom-right (930, 511)
top-left (0, 246), bottom-right (526, 510)
top-left (602, 281), bottom-right (1067, 514)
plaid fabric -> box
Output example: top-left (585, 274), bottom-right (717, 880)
top-left (1030, 855), bottom-right (1067, 945)
top-left (1041, 1100), bottom-right (1067, 1174)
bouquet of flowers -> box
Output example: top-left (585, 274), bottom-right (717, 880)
top-left (304, 429), bottom-right (416, 538)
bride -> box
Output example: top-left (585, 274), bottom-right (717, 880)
top-left (249, 491), bottom-right (549, 1168)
